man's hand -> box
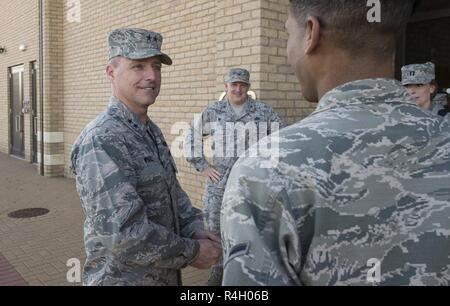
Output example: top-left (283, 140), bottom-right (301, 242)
top-left (193, 230), bottom-right (221, 246)
top-left (202, 167), bottom-right (221, 184)
top-left (190, 239), bottom-right (222, 269)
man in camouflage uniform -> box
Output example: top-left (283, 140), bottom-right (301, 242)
top-left (71, 28), bottom-right (221, 286)
top-left (184, 68), bottom-right (286, 285)
top-left (221, 0), bottom-right (450, 286)
top-left (402, 62), bottom-right (448, 116)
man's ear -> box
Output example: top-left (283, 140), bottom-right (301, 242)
top-left (304, 16), bottom-right (321, 55)
top-left (106, 64), bottom-right (115, 81)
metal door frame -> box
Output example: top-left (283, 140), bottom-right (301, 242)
top-left (9, 65), bottom-right (25, 158)
top-left (30, 62), bottom-right (38, 163)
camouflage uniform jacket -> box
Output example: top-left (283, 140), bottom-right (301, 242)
top-left (430, 94), bottom-right (448, 116)
top-left (222, 79), bottom-right (450, 286)
top-left (184, 98), bottom-right (286, 190)
top-left (71, 97), bottom-right (203, 286)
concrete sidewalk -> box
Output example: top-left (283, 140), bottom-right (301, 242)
top-left (0, 152), bottom-right (209, 286)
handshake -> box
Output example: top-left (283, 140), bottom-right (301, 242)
top-left (189, 230), bottom-right (223, 269)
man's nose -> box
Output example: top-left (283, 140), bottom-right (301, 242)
top-left (143, 67), bottom-right (157, 81)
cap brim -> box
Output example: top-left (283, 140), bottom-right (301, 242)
top-left (402, 81), bottom-right (419, 86)
top-left (226, 78), bottom-right (250, 85)
top-left (402, 81), bottom-right (429, 86)
top-left (126, 50), bottom-right (173, 65)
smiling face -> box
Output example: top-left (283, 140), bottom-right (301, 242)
top-left (405, 83), bottom-right (436, 109)
top-left (225, 82), bottom-right (250, 106)
top-left (107, 56), bottom-right (162, 112)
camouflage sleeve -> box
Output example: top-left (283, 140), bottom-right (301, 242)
top-left (221, 159), bottom-right (302, 286)
top-left (75, 133), bottom-right (199, 269)
top-left (173, 178), bottom-right (205, 238)
top-left (184, 110), bottom-right (211, 172)
top-left (432, 94), bottom-right (448, 115)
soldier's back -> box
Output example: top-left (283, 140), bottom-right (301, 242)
top-left (223, 79), bottom-right (450, 286)
top-left (278, 83), bottom-right (450, 285)
top-left (287, 104), bottom-right (450, 285)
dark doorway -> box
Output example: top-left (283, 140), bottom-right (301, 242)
top-left (9, 65), bottom-right (25, 158)
top-left (396, 0), bottom-right (450, 90)
top-left (31, 62), bottom-right (38, 163)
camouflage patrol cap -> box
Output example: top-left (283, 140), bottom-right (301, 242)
top-left (401, 62), bottom-right (435, 85)
top-left (226, 68), bottom-right (251, 85)
top-left (108, 28), bottom-right (172, 65)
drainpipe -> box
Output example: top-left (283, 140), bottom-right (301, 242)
top-left (39, 0), bottom-right (44, 176)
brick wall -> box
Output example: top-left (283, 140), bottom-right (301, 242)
top-left (0, 0), bottom-right (39, 159)
top-left (0, 0), bottom-right (67, 177)
top-left (1, 0), bottom-right (312, 208)
top-left (62, 0), bottom-right (225, 207)
top-left (259, 0), bottom-right (316, 123)
top-left (42, 0), bottom-right (65, 176)
top-left (61, 0), bottom-right (312, 207)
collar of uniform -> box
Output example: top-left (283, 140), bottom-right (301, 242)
top-left (146, 118), bottom-right (162, 140)
top-left (108, 96), bottom-right (147, 134)
top-left (224, 97), bottom-right (255, 119)
top-left (430, 93), bottom-right (448, 111)
top-left (434, 93), bottom-right (447, 105)
top-left (243, 98), bottom-right (256, 114)
top-left (314, 78), bottom-right (415, 114)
